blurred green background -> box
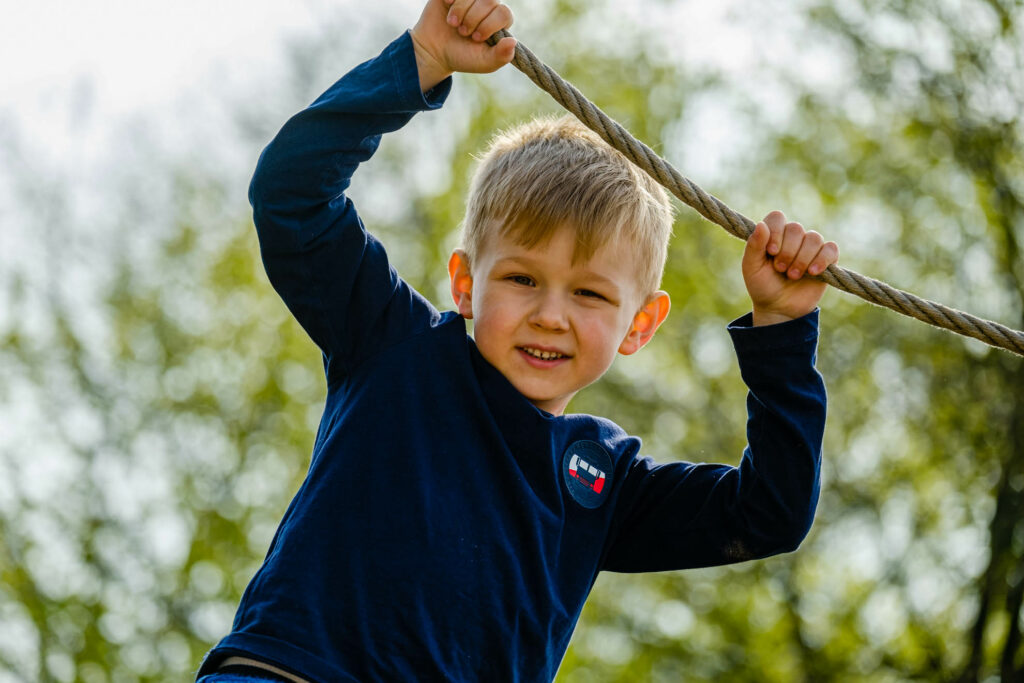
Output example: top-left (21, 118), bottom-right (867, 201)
top-left (1, 0), bottom-right (1022, 681)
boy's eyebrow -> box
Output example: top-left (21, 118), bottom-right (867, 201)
top-left (492, 255), bottom-right (622, 290)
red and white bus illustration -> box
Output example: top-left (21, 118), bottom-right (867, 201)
top-left (568, 454), bottom-right (606, 494)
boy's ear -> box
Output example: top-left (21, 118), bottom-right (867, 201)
top-left (448, 250), bottom-right (474, 319)
top-left (618, 291), bottom-right (671, 356)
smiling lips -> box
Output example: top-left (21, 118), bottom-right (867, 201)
top-left (518, 346), bottom-right (570, 361)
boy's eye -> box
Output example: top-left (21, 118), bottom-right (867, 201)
top-left (576, 289), bottom-right (606, 300)
top-left (508, 275), bottom-right (534, 286)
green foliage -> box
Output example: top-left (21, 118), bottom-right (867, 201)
top-left (1, 1), bottom-right (1022, 681)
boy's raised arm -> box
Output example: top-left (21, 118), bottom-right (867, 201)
top-left (248, 0), bottom-right (514, 380)
top-left (602, 212), bottom-right (836, 572)
top-left (603, 311), bottom-right (826, 572)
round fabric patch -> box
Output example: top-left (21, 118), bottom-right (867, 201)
top-left (562, 440), bottom-right (613, 509)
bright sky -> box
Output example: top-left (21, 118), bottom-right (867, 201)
top-left (0, 0), bottom-right (325, 114)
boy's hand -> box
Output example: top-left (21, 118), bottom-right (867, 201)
top-left (742, 210), bottom-right (840, 326)
top-left (411, 0), bottom-right (516, 92)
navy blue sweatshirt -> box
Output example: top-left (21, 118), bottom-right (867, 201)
top-left (197, 31), bottom-right (825, 683)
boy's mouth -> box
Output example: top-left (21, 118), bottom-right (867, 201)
top-left (518, 346), bottom-right (570, 361)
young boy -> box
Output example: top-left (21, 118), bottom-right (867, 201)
top-left (197, 0), bottom-right (838, 680)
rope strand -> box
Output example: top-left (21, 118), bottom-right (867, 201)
top-left (488, 30), bottom-right (1024, 357)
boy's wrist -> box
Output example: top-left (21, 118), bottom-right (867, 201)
top-left (410, 30), bottom-right (453, 92)
top-left (751, 307), bottom-right (796, 327)
top-left (728, 309), bottom-right (820, 352)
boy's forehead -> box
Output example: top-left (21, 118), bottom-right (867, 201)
top-left (493, 219), bottom-right (621, 252)
top-left (485, 221), bottom-right (623, 263)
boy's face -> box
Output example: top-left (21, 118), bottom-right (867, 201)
top-left (449, 224), bottom-right (669, 416)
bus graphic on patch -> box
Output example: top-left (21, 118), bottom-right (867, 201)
top-left (568, 453), bottom-right (606, 494)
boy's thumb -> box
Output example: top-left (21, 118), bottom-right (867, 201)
top-left (489, 36), bottom-right (517, 69)
top-left (742, 221), bottom-right (770, 270)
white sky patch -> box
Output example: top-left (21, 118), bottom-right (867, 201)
top-left (0, 1), bottom-right (323, 114)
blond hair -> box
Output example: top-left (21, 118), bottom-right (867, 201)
top-left (460, 115), bottom-right (673, 297)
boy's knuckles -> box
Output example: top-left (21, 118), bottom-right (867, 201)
top-left (445, 0), bottom-right (512, 41)
top-left (494, 5), bottom-right (514, 30)
top-left (826, 241), bottom-right (840, 261)
top-left (460, 5), bottom-right (489, 32)
top-left (480, 5), bottom-right (513, 30)
top-left (477, 13), bottom-right (513, 40)
top-left (795, 241), bottom-right (824, 269)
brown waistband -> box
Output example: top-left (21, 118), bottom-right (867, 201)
top-left (217, 656), bottom-right (311, 683)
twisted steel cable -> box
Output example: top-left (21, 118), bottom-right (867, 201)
top-left (488, 29), bottom-right (1024, 357)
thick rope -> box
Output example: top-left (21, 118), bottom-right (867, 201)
top-left (488, 30), bottom-right (1024, 357)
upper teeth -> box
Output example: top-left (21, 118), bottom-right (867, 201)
top-left (524, 347), bottom-right (565, 360)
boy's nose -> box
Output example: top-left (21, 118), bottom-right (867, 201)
top-left (528, 292), bottom-right (569, 331)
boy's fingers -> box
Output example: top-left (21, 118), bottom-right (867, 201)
top-left (807, 241), bottom-right (840, 276)
top-left (471, 4), bottom-right (514, 41)
top-left (446, 0), bottom-right (475, 27)
top-left (774, 221), bottom-right (805, 273)
top-left (756, 210), bottom-right (838, 278)
top-left (787, 230), bottom-right (824, 279)
top-left (460, 0), bottom-right (494, 37)
top-left (763, 210), bottom-right (786, 255)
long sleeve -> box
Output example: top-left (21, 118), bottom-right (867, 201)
top-left (602, 310), bottom-right (825, 572)
top-left (249, 31), bottom-right (451, 383)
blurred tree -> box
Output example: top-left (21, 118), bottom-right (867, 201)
top-left (0, 136), bottom-right (327, 679)
top-left (758, 1), bottom-right (1023, 680)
